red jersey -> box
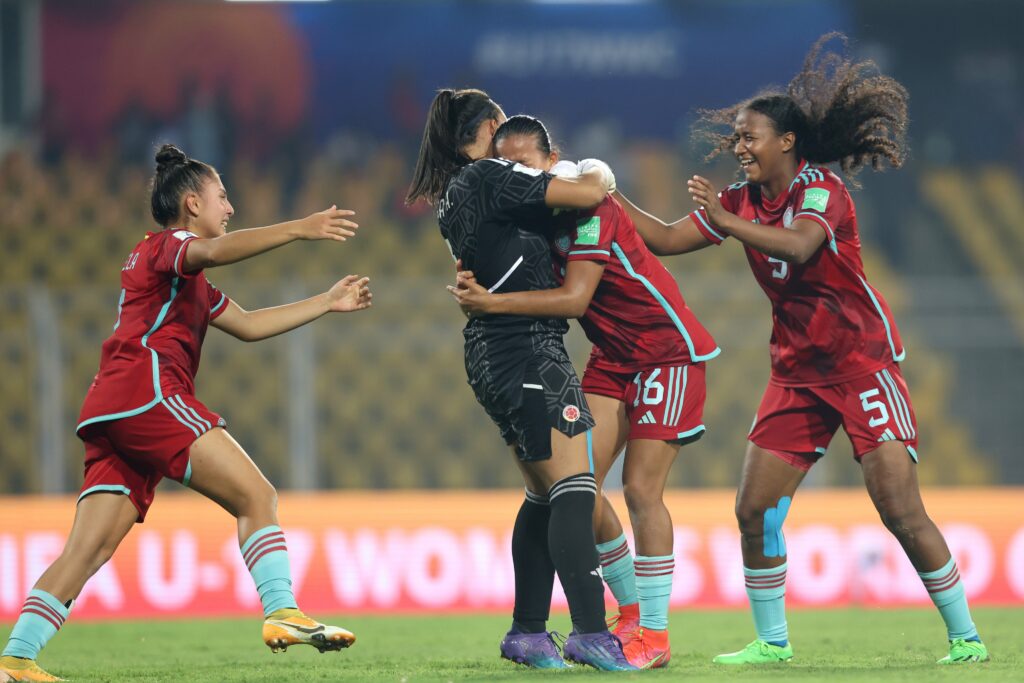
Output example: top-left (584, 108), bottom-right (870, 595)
top-left (690, 161), bottom-right (905, 387)
top-left (553, 196), bottom-right (719, 372)
top-left (77, 229), bottom-right (230, 433)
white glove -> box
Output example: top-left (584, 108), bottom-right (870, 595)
top-left (577, 158), bottom-right (616, 193)
top-left (549, 159), bottom-right (580, 179)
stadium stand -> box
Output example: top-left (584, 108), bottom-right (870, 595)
top-left (0, 149), bottom-right (1004, 492)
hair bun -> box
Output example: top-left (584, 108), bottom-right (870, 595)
top-left (155, 144), bottom-right (187, 172)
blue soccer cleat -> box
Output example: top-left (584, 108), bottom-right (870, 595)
top-left (563, 630), bottom-right (637, 671)
top-left (499, 627), bottom-right (570, 669)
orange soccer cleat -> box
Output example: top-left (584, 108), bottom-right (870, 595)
top-left (606, 602), bottom-right (640, 646)
top-left (623, 627), bottom-right (671, 669)
top-left (262, 608), bottom-right (356, 654)
top-left (0, 656), bottom-right (63, 682)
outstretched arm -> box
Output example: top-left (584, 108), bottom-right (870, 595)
top-left (448, 260), bottom-right (605, 319)
top-left (183, 206), bottom-right (359, 272)
top-left (212, 275), bottom-right (372, 342)
top-left (688, 176), bottom-right (825, 263)
top-left (614, 191), bottom-right (713, 256)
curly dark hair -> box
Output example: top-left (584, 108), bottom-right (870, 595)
top-left (694, 33), bottom-right (909, 178)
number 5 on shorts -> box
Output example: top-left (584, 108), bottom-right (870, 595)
top-left (858, 388), bottom-right (890, 427)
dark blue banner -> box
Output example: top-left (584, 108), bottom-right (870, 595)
top-left (289, 0), bottom-right (850, 140)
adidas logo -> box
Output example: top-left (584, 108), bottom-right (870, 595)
top-left (638, 410), bottom-right (657, 425)
top-left (877, 428), bottom-right (896, 443)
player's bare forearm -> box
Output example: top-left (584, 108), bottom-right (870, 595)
top-left (185, 221), bottom-right (304, 271)
top-left (183, 207), bottom-right (358, 272)
top-left (545, 171), bottom-right (607, 210)
top-left (716, 213), bottom-right (825, 263)
top-left (214, 295), bottom-right (330, 342)
top-left (486, 287), bottom-right (592, 319)
top-left (614, 192), bottom-right (710, 255)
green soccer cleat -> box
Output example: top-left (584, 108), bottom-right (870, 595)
top-left (713, 639), bottom-right (793, 665)
top-left (937, 638), bottom-right (989, 664)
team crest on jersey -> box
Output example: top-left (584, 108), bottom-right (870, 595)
top-left (783, 207), bottom-right (794, 228)
top-left (554, 233), bottom-right (571, 254)
top-left (562, 405), bottom-right (581, 422)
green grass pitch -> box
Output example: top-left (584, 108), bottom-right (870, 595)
top-left (4, 607), bottom-right (1020, 681)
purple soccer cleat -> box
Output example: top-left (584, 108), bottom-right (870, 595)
top-left (499, 627), bottom-right (571, 669)
top-left (563, 630), bottom-right (637, 671)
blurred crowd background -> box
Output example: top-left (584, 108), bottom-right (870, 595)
top-left (1, 0), bottom-right (1022, 495)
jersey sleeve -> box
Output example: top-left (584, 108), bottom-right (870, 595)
top-left (206, 280), bottom-right (230, 320)
top-left (566, 200), bottom-right (615, 264)
top-left (151, 229), bottom-right (201, 279)
top-left (791, 174), bottom-right (845, 254)
top-left (471, 159), bottom-right (553, 224)
top-left (687, 184), bottom-right (740, 245)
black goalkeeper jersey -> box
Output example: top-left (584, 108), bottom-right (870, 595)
top-left (438, 158), bottom-right (571, 413)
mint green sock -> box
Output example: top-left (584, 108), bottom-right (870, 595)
top-left (241, 525), bottom-right (298, 617)
top-left (2, 589), bottom-right (70, 659)
top-left (744, 563), bottom-right (788, 645)
top-left (919, 557), bottom-right (980, 641)
top-left (635, 554), bottom-right (674, 630)
top-left (597, 533), bottom-right (638, 609)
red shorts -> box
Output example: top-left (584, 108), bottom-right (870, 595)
top-left (583, 360), bottom-right (707, 443)
top-left (749, 363), bottom-right (918, 471)
top-left (77, 393), bottom-right (224, 522)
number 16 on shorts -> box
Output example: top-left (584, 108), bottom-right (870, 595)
top-left (625, 363), bottom-right (707, 443)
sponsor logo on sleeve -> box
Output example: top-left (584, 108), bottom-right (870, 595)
top-left (801, 187), bottom-right (830, 213)
top-left (574, 216), bottom-right (601, 245)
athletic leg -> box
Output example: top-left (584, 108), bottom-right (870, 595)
top-left (587, 393), bottom-right (630, 542)
top-left (186, 428), bottom-right (354, 653)
top-left (525, 429), bottom-right (634, 670)
top-left (522, 428), bottom-right (604, 634)
top-left (508, 453), bottom-right (556, 636)
top-left (618, 438), bottom-right (680, 668)
top-left (713, 443), bottom-right (807, 664)
top-left (843, 365), bottom-right (986, 663)
top-left (585, 393), bottom-right (638, 631)
top-left (1, 493), bottom-right (137, 681)
top-left (860, 442), bottom-right (986, 662)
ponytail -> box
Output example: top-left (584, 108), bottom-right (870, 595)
top-left (406, 88), bottom-right (501, 205)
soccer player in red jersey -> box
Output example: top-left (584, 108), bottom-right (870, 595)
top-left (0, 145), bottom-right (372, 682)
top-left (449, 115), bottom-right (720, 669)
top-left (619, 35), bottom-right (988, 665)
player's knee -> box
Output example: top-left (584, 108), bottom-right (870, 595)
top-left (734, 498), bottom-right (764, 536)
top-left (237, 478), bottom-right (277, 518)
top-left (622, 480), bottom-right (661, 514)
top-left (878, 501), bottom-right (927, 539)
top-left (738, 496), bottom-right (792, 558)
top-left (258, 479), bottom-right (278, 513)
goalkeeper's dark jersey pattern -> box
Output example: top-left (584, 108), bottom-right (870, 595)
top-left (438, 158), bottom-right (579, 418)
